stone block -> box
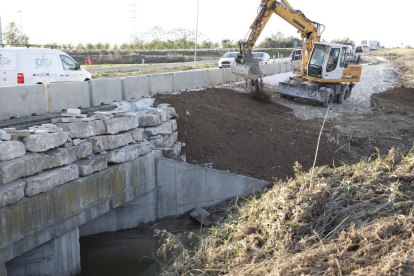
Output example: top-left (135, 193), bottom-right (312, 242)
top-left (145, 121), bottom-right (174, 136)
top-left (0, 141), bottom-right (26, 162)
top-left (23, 132), bottom-right (69, 152)
top-left (152, 132), bottom-right (178, 148)
top-left (124, 128), bottom-right (144, 143)
top-left (41, 142), bottom-right (93, 170)
top-left (76, 155), bottom-right (109, 176)
top-left (24, 164), bottom-right (79, 197)
top-left (88, 134), bottom-right (133, 153)
top-left (104, 116), bottom-right (139, 135)
top-left (0, 134), bottom-right (11, 141)
top-left (0, 180), bottom-right (25, 208)
top-left (169, 119), bottom-right (177, 131)
top-left (136, 109), bottom-right (166, 127)
top-left (16, 130), bottom-right (31, 137)
top-left (162, 142), bottom-right (182, 159)
top-left (57, 120), bottom-right (106, 139)
top-left (0, 153), bottom-right (45, 185)
top-left (108, 142), bottom-right (153, 164)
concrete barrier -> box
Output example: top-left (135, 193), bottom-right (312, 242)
top-left (90, 78), bottom-right (123, 106)
top-left (191, 70), bottom-right (209, 89)
top-left (207, 68), bottom-right (223, 86)
top-left (0, 85), bottom-right (47, 121)
top-left (149, 73), bottom-right (173, 95)
top-left (172, 71), bottom-right (192, 93)
top-left (266, 63), bottom-right (275, 75)
top-left (46, 82), bottom-right (90, 113)
top-left (123, 76), bottom-right (150, 100)
top-left (223, 68), bottom-right (237, 83)
top-left (259, 64), bottom-right (268, 76)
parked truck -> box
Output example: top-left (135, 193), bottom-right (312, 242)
top-left (369, 40), bottom-right (378, 51)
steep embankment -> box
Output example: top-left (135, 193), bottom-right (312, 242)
top-left (158, 148), bottom-right (414, 275)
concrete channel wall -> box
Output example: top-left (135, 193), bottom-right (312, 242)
top-left (0, 60), bottom-right (299, 121)
top-left (1, 152), bottom-right (269, 276)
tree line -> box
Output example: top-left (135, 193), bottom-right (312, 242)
top-left (2, 21), bottom-right (356, 51)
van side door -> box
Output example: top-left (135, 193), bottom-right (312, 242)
top-left (0, 51), bottom-right (18, 87)
top-left (60, 55), bottom-right (82, 81)
top-left (28, 50), bottom-right (52, 85)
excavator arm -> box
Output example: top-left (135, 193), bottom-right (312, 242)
top-left (232, 0), bottom-right (324, 79)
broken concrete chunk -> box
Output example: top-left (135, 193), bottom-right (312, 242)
top-left (0, 141), bottom-right (26, 162)
top-left (104, 116), bottom-right (139, 135)
top-left (162, 142), bottom-right (182, 159)
top-left (23, 132), bottom-right (69, 152)
top-left (145, 121), bottom-right (174, 136)
top-left (57, 120), bottom-right (106, 139)
top-left (135, 111), bottom-right (163, 127)
top-left (0, 134), bottom-right (11, 141)
top-left (24, 164), bottom-right (79, 197)
top-left (4, 128), bottom-right (16, 133)
top-left (62, 141), bottom-right (74, 148)
top-left (67, 108), bottom-right (81, 114)
top-left (72, 139), bottom-right (87, 146)
top-left (88, 134), bottom-right (133, 153)
top-left (108, 142), bottom-right (153, 164)
top-left (151, 132), bottom-right (178, 148)
top-left (0, 153), bottom-right (45, 185)
top-left (76, 155), bottom-right (109, 176)
top-left (190, 207), bottom-right (212, 227)
top-left (0, 180), bottom-right (25, 208)
top-left (124, 128), bottom-right (144, 143)
top-left (41, 142), bottom-right (93, 170)
top-left (51, 117), bottom-right (63, 124)
top-left (15, 130), bottom-right (31, 137)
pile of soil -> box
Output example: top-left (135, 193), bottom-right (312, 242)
top-left (156, 88), bottom-right (344, 181)
top-left (371, 85), bottom-right (414, 114)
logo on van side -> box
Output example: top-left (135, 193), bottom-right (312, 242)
top-left (0, 54), bottom-right (11, 66)
top-left (35, 56), bottom-right (53, 68)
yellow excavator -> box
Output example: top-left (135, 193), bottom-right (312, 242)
top-left (231, 0), bottom-right (362, 107)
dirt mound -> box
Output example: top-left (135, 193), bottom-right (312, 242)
top-left (371, 85), bottom-right (414, 114)
top-left (156, 88), bottom-right (344, 181)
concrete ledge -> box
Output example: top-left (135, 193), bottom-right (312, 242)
top-left (156, 159), bottom-right (270, 218)
top-left (123, 76), bottom-right (150, 100)
top-left (172, 71), bottom-right (193, 93)
top-left (222, 68), bottom-right (237, 83)
top-left (149, 73), bottom-right (173, 95)
top-left (90, 78), bottom-right (123, 106)
top-left (46, 82), bottom-right (90, 113)
top-left (0, 85), bottom-right (47, 121)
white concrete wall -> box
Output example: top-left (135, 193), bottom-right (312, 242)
top-left (90, 78), bottom-right (123, 106)
top-left (0, 85), bottom-right (47, 121)
top-left (149, 73), bottom-right (173, 95)
top-left (123, 76), bottom-right (150, 100)
top-left (46, 82), bottom-right (90, 113)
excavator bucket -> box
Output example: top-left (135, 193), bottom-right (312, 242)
top-left (231, 57), bottom-right (264, 80)
top-left (276, 80), bottom-right (332, 107)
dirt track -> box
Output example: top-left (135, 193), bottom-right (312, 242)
top-left (156, 57), bottom-right (414, 181)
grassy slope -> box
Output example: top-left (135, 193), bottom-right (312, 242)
top-left (158, 148), bottom-right (414, 275)
top-left (374, 48), bottom-right (414, 86)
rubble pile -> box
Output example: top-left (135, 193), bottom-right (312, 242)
top-left (0, 101), bottom-right (182, 209)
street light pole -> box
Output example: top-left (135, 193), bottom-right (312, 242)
top-left (18, 11), bottom-right (22, 46)
top-left (194, 0), bottom-right (199, 63)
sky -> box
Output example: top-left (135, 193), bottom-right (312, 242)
top-left (1, 0), bottom-right (413, 48)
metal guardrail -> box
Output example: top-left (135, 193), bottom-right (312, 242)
top-left (84, 57), bottom-right (291, 77)
top-left (85, 60), bottom-right (219, 76)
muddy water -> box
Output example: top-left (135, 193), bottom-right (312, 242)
top-left (78, 228), bottom-right (160, 276)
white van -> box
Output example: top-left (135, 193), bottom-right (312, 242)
top-left (0, 47), bottom-right (91, 87)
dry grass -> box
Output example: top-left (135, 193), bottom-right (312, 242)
top-left (374, 48), bottom-right (414, 85)
top-left (156, 147), bottom-right (414, 275)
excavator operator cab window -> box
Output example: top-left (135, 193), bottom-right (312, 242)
top-left (326, 48), bottom-right (340, 73)
top-left (308, 44), bottom-right (330, 78)
top-left (340, 47), bottom-right (346, 68)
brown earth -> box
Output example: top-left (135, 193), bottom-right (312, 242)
top-left (156, 88), bottom-right (345, 181)
top-left (371, 85), bottom-right (414, 115)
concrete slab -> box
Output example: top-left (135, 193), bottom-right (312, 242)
top-left (191, 70), bottom-right (209, 89)
top-left (0, 153), bottom-right (45, 185)
top-left (41, 142), bottom-right (93, 170)
top-left (172, 71), bottom-right (192, 93)
top-left (23, 132), bottom-right (69, 153)
top-left (0, 141), bottom-right (26, 162)
top-left (207, 68), bottom-right (223, 86)
top-left (88, 134), bottom-right (133, 153)
top-left (104, 116), bottom-right (139, 135)
top-left (0, 85), bottom-right (47, 121)
top-left (56, 120), bottom-right (106, 139)
top-left (148, 73), bottom-right (173, 95)
top-left (46, 82), bottom-right (90, 113)
top-left (123, 76), bottom-right (150, 100)
top-left (90, 78), bottom-right (123, 106)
